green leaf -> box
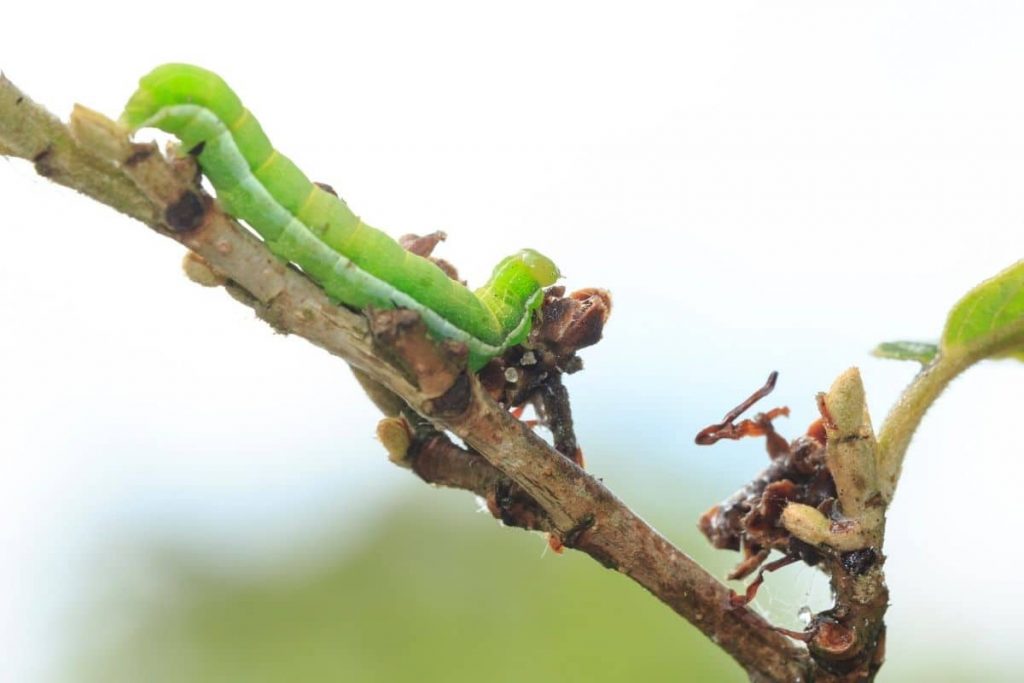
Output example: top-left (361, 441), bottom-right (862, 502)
top-left (872, 341), bottom-right (938, 364)
top-left (877, 261), bottom-right (1024, 496)
top-left (942, 260), bottom-right (1024, 360)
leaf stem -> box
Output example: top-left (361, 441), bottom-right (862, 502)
top-left (875, 352), bottom-right (972, 501)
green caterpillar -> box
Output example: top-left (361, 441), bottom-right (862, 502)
top-left (121, 64), bottom-right (560, 370)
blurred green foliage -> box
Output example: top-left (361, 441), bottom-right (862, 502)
top-left (70, 491), bottom-right (743, 683)
top-left (67, 484), bottom-right (1009, 682)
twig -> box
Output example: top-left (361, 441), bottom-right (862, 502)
top-left (875, 352), bottom-right (971, 501)
top-left (0, 74), bottom-right (811, 682)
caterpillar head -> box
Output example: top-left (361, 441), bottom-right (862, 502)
top-left (518, 249), bottom-right (561, 287)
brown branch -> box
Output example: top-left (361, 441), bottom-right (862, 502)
top-left (399, 424), bottom-right (556, 535)
top-left (0, 74), bottom-right (812, 682)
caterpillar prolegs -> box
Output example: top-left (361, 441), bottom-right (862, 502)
top-left (121, 64), bottom-right (560, 370)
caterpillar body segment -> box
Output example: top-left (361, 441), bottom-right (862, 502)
top-left (122, 64), bottom-right (559, 369)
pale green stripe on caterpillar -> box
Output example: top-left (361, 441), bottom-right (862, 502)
top-left (120, 64), bottom-right (560, 370)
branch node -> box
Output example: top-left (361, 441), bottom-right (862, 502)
top-left (164, 189), bottom-right (209, 233)
top-left (367, 307), bottom-right (466, 399)
top-left (560, 514), bottom-right (596, 549)
top-left (425, 373), bottom-right (472, 417)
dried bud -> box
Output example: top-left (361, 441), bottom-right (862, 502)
top-left (182, 251), bottom-right (224, 287)
top-left (377, 416), bottom-right (413, 467)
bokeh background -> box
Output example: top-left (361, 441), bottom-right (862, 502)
top-left (3, 2), bottom-right (1024, 681)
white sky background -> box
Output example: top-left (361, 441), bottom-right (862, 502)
top-left (3, 1), bottom-right (1024, 680)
